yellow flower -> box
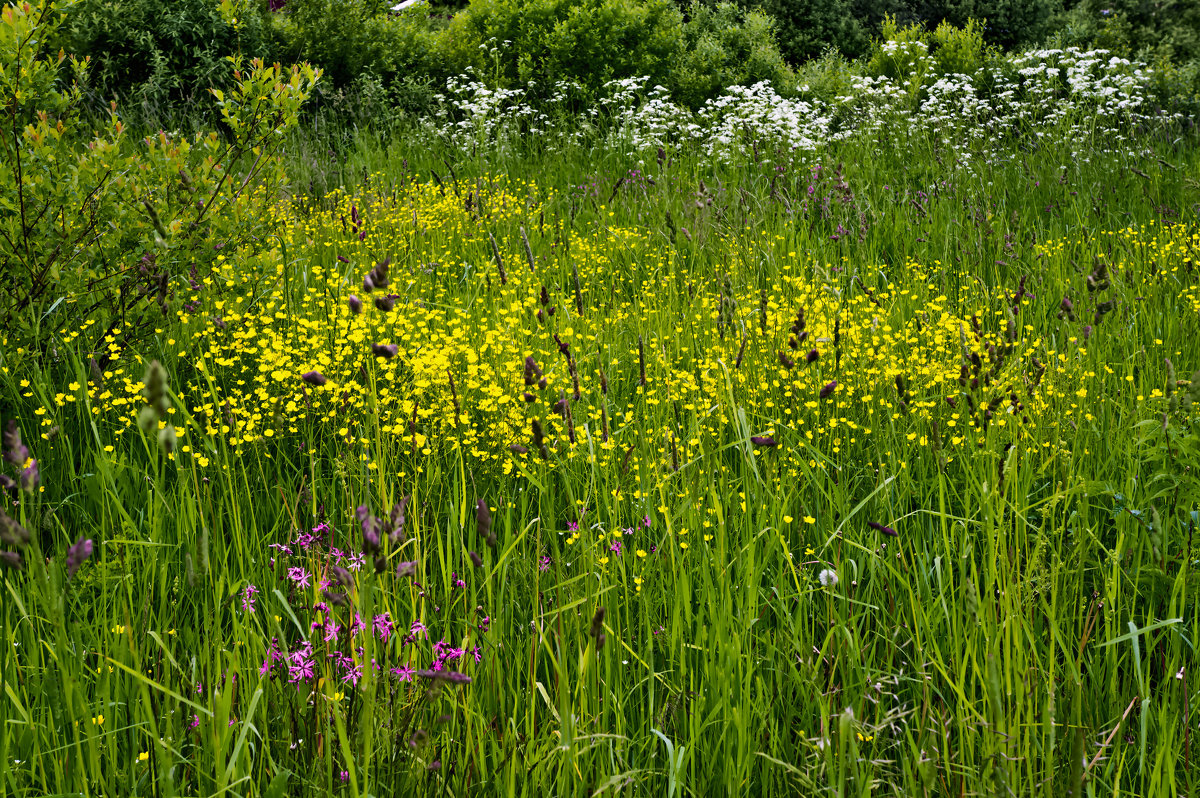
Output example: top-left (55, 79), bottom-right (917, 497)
top-left (92, 715), bottom-right (104, 726)
top-left (138, 751), bottom-right (150, 762)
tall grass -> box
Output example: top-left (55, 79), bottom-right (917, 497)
top-left (1, 112), bottom-right (1198, 797)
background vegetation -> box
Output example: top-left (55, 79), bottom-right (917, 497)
top-left (54, 0), bottom-right (1200, 130)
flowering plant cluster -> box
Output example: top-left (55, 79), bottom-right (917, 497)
top-left (421, 48), bottom-right (1178, 165)
top-left (246, 518), bottom-right (484, 691)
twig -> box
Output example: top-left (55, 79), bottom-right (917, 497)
top-left (1081, 697), bottom-right (1139, 780)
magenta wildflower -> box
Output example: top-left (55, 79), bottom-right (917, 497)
top-left (286, 567), bottom-right (311, 588)
top-left (340, 662), bottom-right (363, 686)
top-left (241, 584), bottom-right (260, 613)
top-left (373, 613), bottom-right (394, 641)
top-left (288, 651), bottom-right (315, 683)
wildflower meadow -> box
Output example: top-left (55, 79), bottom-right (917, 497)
top-left (2, 0), bottom-right (1200, 794)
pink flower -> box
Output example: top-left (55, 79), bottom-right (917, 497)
top-left (286, 567), bottom-right (311, 588)
top-left (373, 613), bottom-right (394, 641)
top-left (341, 663), bottom-right (362, 686)
top-left (241, 584), bottom-right (260, 613)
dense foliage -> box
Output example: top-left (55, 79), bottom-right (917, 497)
top-left (51, 0), bottom-right (1200, 127)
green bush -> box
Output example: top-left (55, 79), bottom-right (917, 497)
top-left (793, 47), bottom-right (860, 104)
top-left (275, 0), bottom-right (444, 88)
top-left (670, 1), bottom-right (794, 107)
top-left (543, 0), bottom-right (682, 90)
top-left (752, 0), bottom-right (871, 63)
top-left (866, 15), bottom-right (993, 81)
top-left (697, 0), bottom-right (1052, 65)
top-left (436, 0), bottom-right (683, 94)
top-left (902, 0), bottom-right (1057, 49)
top-left (2, 0), bottom-right (319, 351)
top-left (57, 0), bottom-right (275, 111)
top-left (929, 17), bottom-right (988, 75)
top-left (1047, 0), bottom-right (1200, 63)
top-left (865, 15), bottom-right (931, 83)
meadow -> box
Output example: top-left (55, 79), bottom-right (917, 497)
top-left (2, 15), bottom-right (1200, 796)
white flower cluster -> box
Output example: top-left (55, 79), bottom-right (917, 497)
top-left (420, 47), bottom-right (1178, 164)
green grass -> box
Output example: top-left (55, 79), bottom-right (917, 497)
top-left (1, 118), bottom-right (1199, 797)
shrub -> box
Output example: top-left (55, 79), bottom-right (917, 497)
top-left (274, 0), bottom-right (443, 88)
top-left (1047, 0), bottom-right (1200, 63)
top-left (752, 0), bottom-right (871, 63)
top-left (793, 47), bottom-right (860, 104)
top-left (865, 15), bottom-right (932, 85)
top-left (670, 1), bottom-right (794, 108)
top-left (436, 0), bottom-right (684, 95)
top-left (2, 0), bottom-right (319, 351)
top-left (928, 17), bottom-right (988, 75)
top-left (57, 0), bottom-right (275, 113)
top-left (543, 0), bottom-right (682, 91)
top-left (866, 15), bottom-right (993, 80)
